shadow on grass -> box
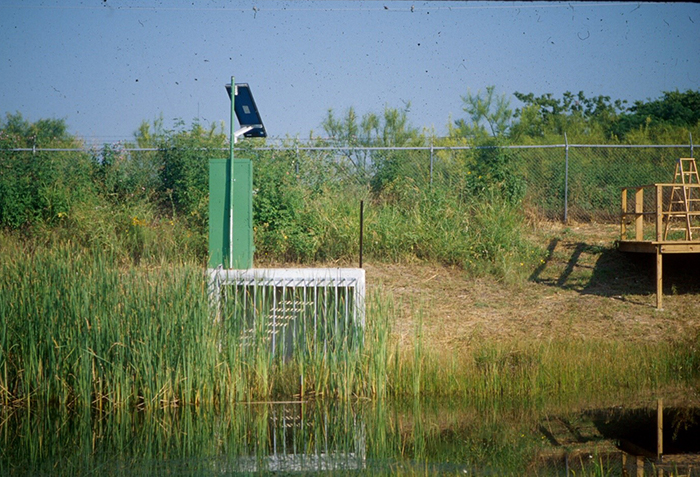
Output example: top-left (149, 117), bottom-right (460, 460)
top-left (529, 238), bottom-right (700, 303)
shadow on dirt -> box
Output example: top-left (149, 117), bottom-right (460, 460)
top-left (529, 238), bottom-right (700, 302)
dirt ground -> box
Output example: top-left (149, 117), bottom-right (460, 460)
top-left (362, 221), bottom-right (700, 350)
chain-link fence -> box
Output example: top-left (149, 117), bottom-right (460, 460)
top-left (3, 142), bottom-right (694, 224)
top-left (238, 143), bottom-right (694, 223)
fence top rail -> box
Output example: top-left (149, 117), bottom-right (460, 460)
top-left (0, 143), bottom-right (693, 153)
top-left (566, 144), bottom-right (691, 149)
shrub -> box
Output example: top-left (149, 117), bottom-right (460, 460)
top-left (154, 120), bottom-right (227, 227)
top-left (251, 148), bottom-right (321, 262)
top-left (0, 114), bottom-right (98, 229)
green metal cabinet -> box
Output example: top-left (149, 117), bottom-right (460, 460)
top-left (208, 158), bottom-right (254, 269)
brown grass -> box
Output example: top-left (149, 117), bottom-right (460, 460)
top-left (362, 221), bottom-right (700, 352)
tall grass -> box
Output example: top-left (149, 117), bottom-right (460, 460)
top-left (1, 235), bottom-right (697, 410)
top-left (391, 338), bottom-right (700, 409)
top-left (0, 236), bottom-right (393, 408)
top-left (0, 236), bottom-right (214, 409)
top-left (305, 184), bottom-right (543, 281)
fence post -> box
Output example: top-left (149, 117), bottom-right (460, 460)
top-left (429, 141), bottom-right (434, 187)
top-left (564, 133), bottom-right (569, 223)
top-left (295, 143), bottom-right (300, 175)
top-left (690, 132), bottom-right (694, 158)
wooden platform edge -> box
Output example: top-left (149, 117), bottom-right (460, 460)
top-left (617, 239), bottom-right (700, 310)
top-left (617, 241), bottom-right (657, 254)
top-left (618, 241), bottom-right (700, 254)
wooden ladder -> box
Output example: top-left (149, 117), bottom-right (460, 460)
top-left (663, 157), bottom-right (700, 240)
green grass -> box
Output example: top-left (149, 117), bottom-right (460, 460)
top-left (391, 339), bottom-right (700, 409)
top-left (301, 184), bottom-right (543, 281)
top-left (1, 235), bottom-right (698, 410)
top-left (0, 236), bottom-right (395, 408)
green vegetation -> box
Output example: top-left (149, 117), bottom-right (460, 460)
top-left (0, 399), bottom-right (624, 476)
top-left (1, 89), bottom-right (698, 412)
top-left (510, 89), bottom-right (700, 143)
top-left (2, 89), bottom-right (698, 261)
top-left (1, 107), bottom-right (544, 271)
top-left (0, 115), bottom-right (97, 230)
top-left (0, 236), bottom-right (392, 408)
top-left (1, 236), bottom-right (698, 409)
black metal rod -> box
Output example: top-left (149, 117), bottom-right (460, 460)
top-left (359, 200), bottom-right (364, 268)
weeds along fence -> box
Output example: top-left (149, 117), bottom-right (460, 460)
top-left (2, 141), bottom-right (694, 224)
top-left (241, 142), bottom-right (695, 223)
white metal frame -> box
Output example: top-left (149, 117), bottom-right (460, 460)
top-left (207, 267), bottom-right (366, 329)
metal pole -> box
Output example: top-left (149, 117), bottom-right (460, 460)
top-left (295, 143), bottom-right (300, 175)
top-left (229, 76), bottom-right (235, 268)
top-left (564, 133), bottom-right (569, 224)
top-left (429, 141), bottom-right (434, 187)
top-left (690, 132), bottom-right (694, 158)
top-left (359, 200), bottom-right (364, 268)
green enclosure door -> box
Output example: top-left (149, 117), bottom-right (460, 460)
top-left (208, 158), bottom-right (254, 269)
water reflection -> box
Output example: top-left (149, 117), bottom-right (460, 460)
top-left (233, 402), bottom-right (367, 472)
top-left (2, 401), bottom-right (697, 475)
top-left (0, 401), bottom-right (499, 475)
top-left (1, 403), bottom-right (370, 475)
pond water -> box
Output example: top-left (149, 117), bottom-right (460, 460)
top-left (2, 400), bottom-right (698, 475)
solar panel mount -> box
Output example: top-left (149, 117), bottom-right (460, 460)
top-left (225, 83), bottom-right (267, 140)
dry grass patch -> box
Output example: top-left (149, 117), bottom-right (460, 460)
top-left (363, 221), bottom-right (700, 352)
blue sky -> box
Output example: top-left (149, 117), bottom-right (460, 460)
top-left (1, 1), bottom-right (698, 144)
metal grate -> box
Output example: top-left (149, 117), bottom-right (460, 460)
top-left (208, 268), bottom-right (365, 358)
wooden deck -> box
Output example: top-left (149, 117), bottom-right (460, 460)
top-left (618, 240), bottom-right (700, 254)
top-left (618, 178), bottom-right (700, 309)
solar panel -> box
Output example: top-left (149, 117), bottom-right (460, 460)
top-left (225, 83), bottom-right (267, 138)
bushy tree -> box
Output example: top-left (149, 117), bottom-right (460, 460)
top-left (509, 89), bottom-right (699, 143)
top-left (510, 91), bottom-right (627, 141)
top-left (0, 112), bottom-right (75, 148)
top-left (0, 113), bottom-right (96, 229)
top-left (613, 89), bottom-right (700, 140)
top-left (451, 85), bottom-right (513, 139)
top-left (143, 119), bottom-right (227, 225)
top-left (448, 87), bottom-right (524, 204)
